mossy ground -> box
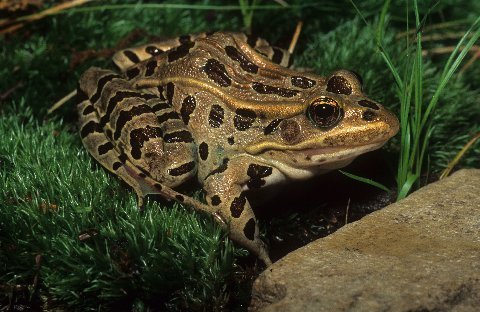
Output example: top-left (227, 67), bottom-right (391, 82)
top-left (1, 0), bottom-right (479, 310)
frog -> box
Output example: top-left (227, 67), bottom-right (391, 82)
top-left (76, 31), bottom-right (399, 266)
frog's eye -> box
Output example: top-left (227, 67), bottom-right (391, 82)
top-left (307, 97), bottom-right (343, 129)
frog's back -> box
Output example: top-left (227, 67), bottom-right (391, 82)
top-left (119, 32), bottom-right (323, 119)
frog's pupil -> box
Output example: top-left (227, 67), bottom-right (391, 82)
top-left (315, 104), bottom-right (334, 119)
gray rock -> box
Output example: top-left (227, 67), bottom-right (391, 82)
top-left (250, 169), bottom-right (480, 312)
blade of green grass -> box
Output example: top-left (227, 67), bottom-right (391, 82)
top-left (339, 170), bottom-right (390, 193)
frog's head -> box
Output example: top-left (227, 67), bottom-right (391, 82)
top-left (245, 69), bottom-right (399, 179)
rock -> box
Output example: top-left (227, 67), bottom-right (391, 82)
top-left (250, 169), bottom-right (480, 312)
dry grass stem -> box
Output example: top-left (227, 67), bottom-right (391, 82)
top-left (288, 20), bottom-right (303, 54)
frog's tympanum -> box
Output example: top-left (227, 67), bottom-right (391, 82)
top-left (77, 32), bottom-right (399, 265)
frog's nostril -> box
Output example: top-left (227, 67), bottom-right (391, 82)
top-left (362, 110), bottom-right (377, 121)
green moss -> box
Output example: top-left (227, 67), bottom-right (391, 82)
top-left (0, 103), bottom-right (235, 310)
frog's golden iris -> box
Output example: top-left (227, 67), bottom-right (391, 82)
top-left (307, 96), bottom-right (343, 129)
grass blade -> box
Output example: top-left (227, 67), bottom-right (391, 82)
top-left (339, 170), bottom-right (390, 193)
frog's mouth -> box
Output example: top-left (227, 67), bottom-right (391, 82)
top-left (256, 141), bottom-right (386, 180)
top-left (286, 141), bottom-right (385, 167)
top-left (294, 141), bottom-right (385, 160)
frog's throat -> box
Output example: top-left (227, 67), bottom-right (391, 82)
top-left (135, 77), bottom-right (306, 118)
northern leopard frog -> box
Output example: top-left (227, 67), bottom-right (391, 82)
top-left (77, 31), bottom-right (399, 265)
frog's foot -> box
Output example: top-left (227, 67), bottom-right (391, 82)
top-left (231, 226), bottom-right (272, 266)
top-left (118, 161), bottom-right (227, 226)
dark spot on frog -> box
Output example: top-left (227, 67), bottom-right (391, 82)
top-left (80, 120), bottom-right (102, 139)
top-left (126, 67), bottom-right (140, 80)
top-left (362, 110), bottom-right (377, 121)
top-left (112, 162), bottom-right (122, 171)
top-left (123, 50), bottom-right (140, 63)
top-left (227, 136), bottom-right (235, 145)
top-left (152, 102), bottom-right (170, 113)
top-left (199, 142), bottom-right (209, 161)
top-left (154, 183), bottom-right (162, 190)
top-left (157, 85), bottom-right (166, 101)
top-left (291, 76), bottom-right (316, 89)
top-left (175, 194), bottom-right (185, 202)
top-left (168, 161), bottom-right (196, 176)
top-left (145, 46), bottom-right (163, 56)
top-left (102, 91), bottom-right (157, 128)
top-left (113, 104), bottom-right (154, 140)
top-left (225, 45), bottom-right (259, 74)
top-left (252, 82), bottom-right (299, 98)
top-left (280, 119), bottom-right (301, 144)
top-left (90, 74), bottom-right (122, 103)
top-left (326, 75), bottom-right (352, 95)
top-left (203, 58), bottom-right (232, 87)
top-left (82, 105), bottom-right (94, 115)
top-left (209, 104), bottom-right (224, 128)
top-left (118, 153), bottom-right (128, 163)
top-left (264, 118), bottom-right (283, 135)
top-left (230, 193), bottom-right (246, 218)
top-left (246, 34), bottom-right (258, 47)
top-left (358, 99), bottom-right (380, 110)
top-left (243, 218), bottom-right (256, 240)
top-left (130, 126), bottom-right (164, 159)
top-left (180, 95), bottom-right (196, 124)
top-left (163, 130), bottom-right (194, 143)
top-left (166, 82), bottom-right (175, 104)
top-left (234, 108), bottom-right (256, 131)
top-left (97, 141), bottom-right (114, 155)
top-left (211, 195), bottom-right (221, 206)
top-left (167, 41), bottom-right (195, 62)
top-left (247, 164), bottom-right (273, 189)
top-left (145, 60), bottom-right (157, 76)
top-left (272, 47), bottom-right (284, 64)
top-left (157, 111), bottom-right (180, 124)
top-left (138, 172), bottom-right (147, 178)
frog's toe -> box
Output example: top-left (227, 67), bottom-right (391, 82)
top-left (257, 244), bottom-right (273, 266)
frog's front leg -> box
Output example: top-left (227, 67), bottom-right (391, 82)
top-left (202, 156), bottom-right (282, 266)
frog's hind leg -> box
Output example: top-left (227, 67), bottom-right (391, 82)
top-left (79, 100), bottom-right (224, 224)
top-left (77, 69), bottom-right (224, 226)
top-left (235, 33), bottom-right (293, 68)
top-left (113, 33), bottom-right (208, 71)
